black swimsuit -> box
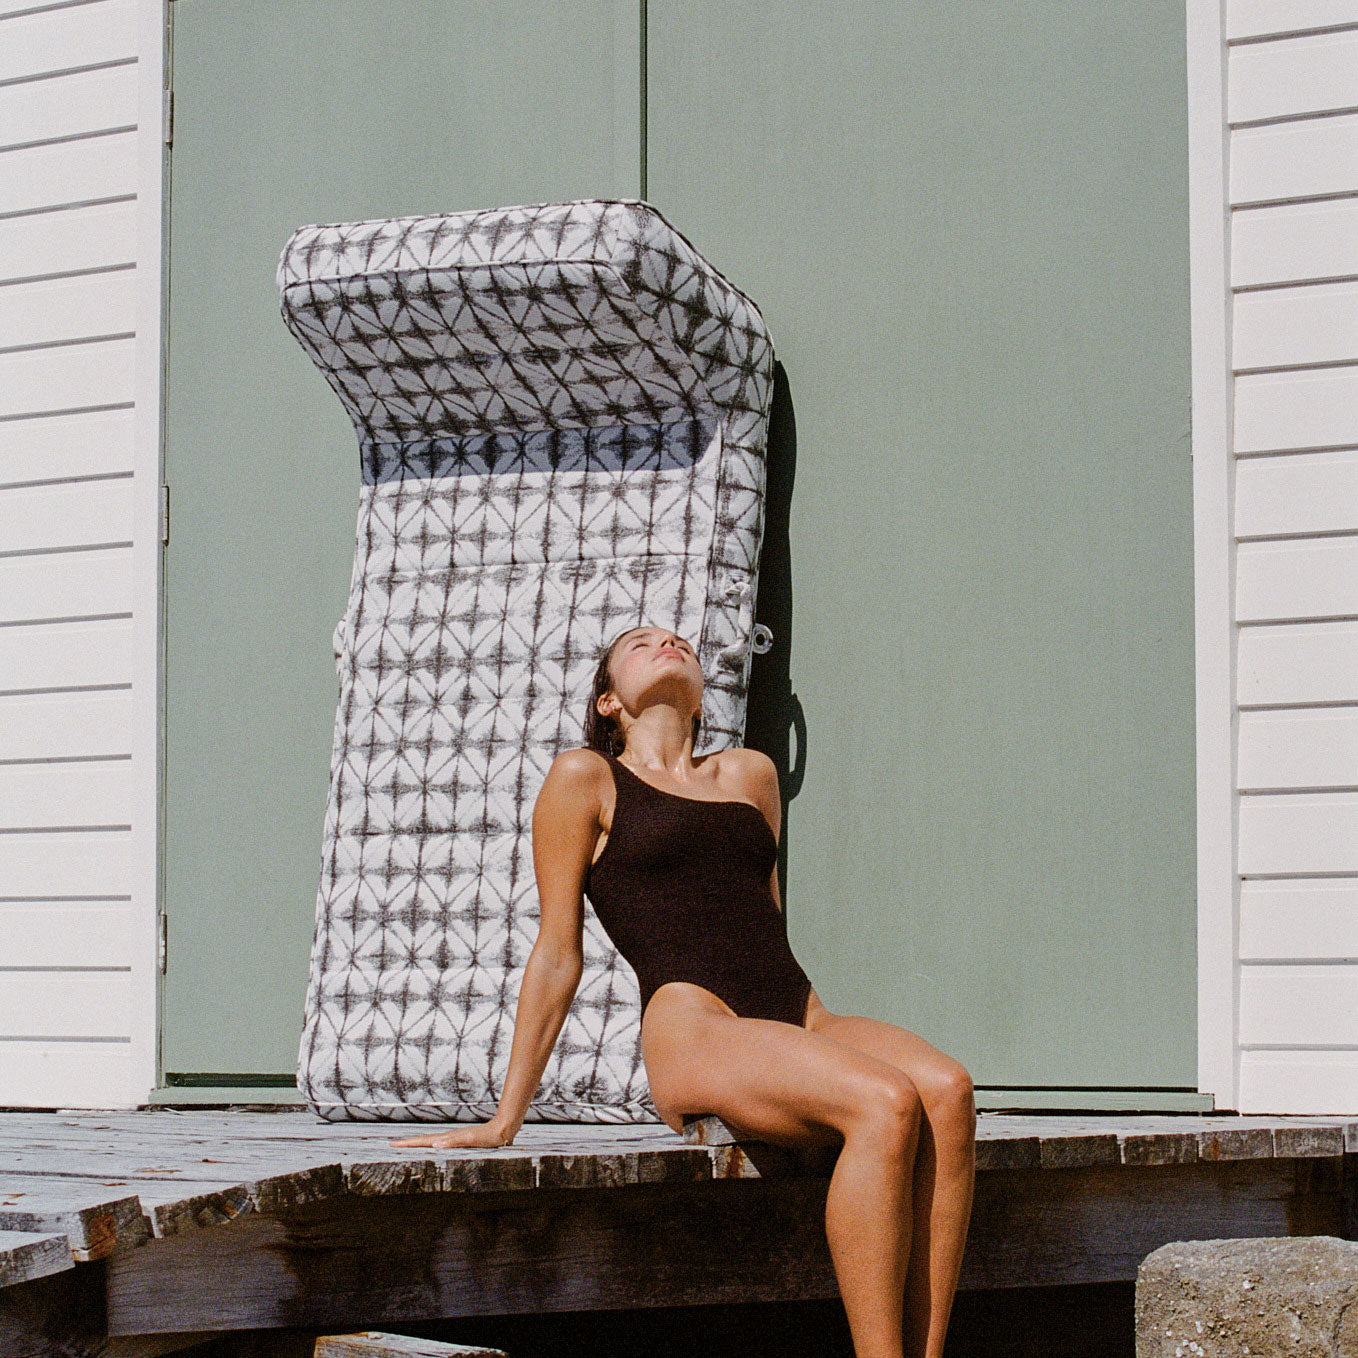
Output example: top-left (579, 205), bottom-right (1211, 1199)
top-left (583, 751), bottom-right (814, 1027)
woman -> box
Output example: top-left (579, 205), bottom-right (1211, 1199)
top-left (392, 623), bottom-right (976, 1358)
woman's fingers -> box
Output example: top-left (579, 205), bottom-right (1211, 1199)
top-left (387, 1124), bottom-right (508, 1149)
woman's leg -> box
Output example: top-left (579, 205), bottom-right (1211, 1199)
top-left (807, 1009), bottom-right (977, 1358)
top-left (642, 1000), bottom-right (924, 1358)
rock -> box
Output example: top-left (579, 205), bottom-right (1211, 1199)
top-left (1136, 1237), bottom-right (1358, 1357)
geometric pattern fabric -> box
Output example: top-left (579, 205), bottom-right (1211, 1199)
top-left (276, 200), bottom-right (776, 1119)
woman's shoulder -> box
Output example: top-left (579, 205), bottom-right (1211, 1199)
top-left (709, 744), bottom-right (776, 779)
top-left (705, 745), bottom-right (778, 801)
top-left (536, 748), bottom-right (611, 819)
top-left (549, 746), bottom-right (611, 778)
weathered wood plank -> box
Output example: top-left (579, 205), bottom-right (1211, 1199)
top-left (682, 1110), bottom-right (1358, 1172)
top-left (2, 1109), bottom-right (1352, 1153)
top-left (0, 1180), bottom-right (149, 1259)
top-left (975, 1136), bottom-right (1039, 1171)
top-left (534, 1147), bottom-right (714, 1189)
top-left (0, 1107), bottom-right (1352, 1310)
top-left (0, 1270), bottom-right (217, 1355)
top-left (1120, 1131), bottom-right (1200, 1166)
top-left (104, 1180), bottom-right (839, 1335)
top-left (1273, 1123), bottom-right (1345, 1158)
top-left (1198, 1126), bottom-right (1276, 1161)
top-left (99, 1156), bottom-right (1343, 1336)
top-left (1037, 1133), bottom-right (1119, 1169)
top-left (138, 1167), bottom-right (345, 1239)
top-left (681, 1113), bottom-right (737, 1145)
top-left (345, 1156), bottom-right (540, 1197)
top-left (139, 1183), bottom-right (254, 1240)
top-left (314, 1335), bottom-right (508, 1358)
top-left (961, 1157), bottom-right (1341, 1289)
top-left (0, 1231), bottom-right (72, 1287)
top-left (0, 1165), bottom-right (347, 1244)
top-left (0, 1144), bottom-right (352, 1177)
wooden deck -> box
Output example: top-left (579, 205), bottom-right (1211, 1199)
top-left (0, 1108), bottom-right (1354, 1354)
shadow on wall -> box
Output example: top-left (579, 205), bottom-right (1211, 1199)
top-left (742, 360), bottom-right (808, 912)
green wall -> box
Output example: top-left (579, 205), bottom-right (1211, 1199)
top-left (164, 1), bottom-right (1195, 1095)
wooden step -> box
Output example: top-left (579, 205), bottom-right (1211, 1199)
top-left (314, 1334), bottom-right (509, 1358)
top-left (0, 1229), bottom-right (72, 1287)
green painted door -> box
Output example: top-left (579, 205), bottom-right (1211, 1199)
top-left (161, 0), bottom-right (642, 1081)
top-left (648, 2), bottom-right (1197, 1092)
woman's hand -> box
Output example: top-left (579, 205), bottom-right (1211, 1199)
top-left (388, 1117), bottom-right (518, 1150)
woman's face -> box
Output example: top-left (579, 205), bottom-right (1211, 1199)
top-left (601, 625), bottom-right (703, 722)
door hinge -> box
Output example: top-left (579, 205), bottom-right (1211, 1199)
top-left (158, 914), bottom-right (168, 974)
top-left (160, 483), bottom-right (169, 544)
top-left (162, 87), bottom-right (174, 146)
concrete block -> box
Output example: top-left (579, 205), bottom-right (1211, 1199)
top-left (1136, 1237), bottom-right (1358, 1357)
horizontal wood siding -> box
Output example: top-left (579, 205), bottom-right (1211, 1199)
top-left (1227, 0), bottom-right (1358, 1113)
top-left (0, 0), bottom-right (157, 1107)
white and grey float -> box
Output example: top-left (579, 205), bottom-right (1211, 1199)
top-left (276, 199), bottom-right (776, 1122)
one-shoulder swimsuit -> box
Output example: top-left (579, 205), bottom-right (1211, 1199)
top-left (583, 751), bottom-right (814, 1027)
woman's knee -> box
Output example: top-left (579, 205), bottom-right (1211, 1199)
top-left (921, 1061), bottom-right (976, 1141)
top-left (849, 1071), bottom-right (923, 1155)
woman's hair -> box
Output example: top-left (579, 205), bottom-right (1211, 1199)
top-left (583, 625), bottom-right (702, 756)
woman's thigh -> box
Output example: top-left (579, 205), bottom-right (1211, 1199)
top-left (641, 987), bottom-right (923, 1151)
top-left (808, 1005), bottom-right (973, 1109)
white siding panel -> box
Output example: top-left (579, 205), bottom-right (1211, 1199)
top-left (1238, 790), bottom-right (1358, 874)
top-left (1234, 367), bottom-right (1358, 452)
top-left (0, 906), bottom-right (134, 967)
top-left (1235, 449), bottom-right (1358, 536)
top-left (0, 271), bottom-right (137, 350)
top-left (0, 63), bottom-right (138, 147)
top-left (0, 547), bottom-right (132, 623)
top-left (1232, 279), bottom-right (1358, 369)
top-left (0, 616), bottom-right (133, 692)
top-left (1230, 112), bottom-right (1358, 203)
top-left (0, 830), bottom-right (131, 898)
top-left (1228, 31), bottom-right (1358, 124)
top-left (0, 0), bottom-right (160, 1111)
top-left (0, 691), bottom-right (133, 760)
top-left (0, 337), bottom-right (134, 418)
top-left (0, 407), bottom-right (135, 484)
top-left (0, 201), bottom-right (136, 285)
top-left (1239, 963), bottom-right (1358, 1044)
top-left (1238, 1049), bottom-right (1358, 1114)
top-left (0, 1042), bottom-right (137, 1109)
top-left (1227, 0), bottom-right (1358, 40)
top-left (0, 0), bottom-right (136, 82)
top-left (0, 761), bottom-right (133, 828)
top-left (1210, 0), bottom-right (1358, 1113)
top-left (1233, 198), bottom-right (1358, 286)
top-left (0, 478), bottom-right (134, 553)
top-left (1235, 538), bottom-right (1358, 619)
top-left (0, 971), bottom-right (132, 1038)
top-left (0, 130), bottom-right (138, 215)
top-left (1240, 879), bottom-right (1358, 959)
top-left (1239, 619), bottom-right (1358, 703)
top-left (1238, 707), bottom-right (1358, 789)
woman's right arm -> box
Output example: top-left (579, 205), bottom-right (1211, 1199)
top-left (389, 749), bottom-right (602, 1150)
